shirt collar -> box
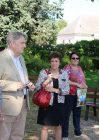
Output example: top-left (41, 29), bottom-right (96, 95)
top-left (8, 48), bottom-right (20, 59)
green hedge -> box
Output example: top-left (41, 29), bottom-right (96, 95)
top-left (1, 40), bottom-right (99, 75)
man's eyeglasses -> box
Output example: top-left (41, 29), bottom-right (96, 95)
top-left (71, 57), bottom-right (79, 60)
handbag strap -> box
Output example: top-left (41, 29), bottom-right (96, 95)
top-left (45, 69), bottom-right (50, 75)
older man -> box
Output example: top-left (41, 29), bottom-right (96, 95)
top-left (0, 31), bottom-right (35, 140)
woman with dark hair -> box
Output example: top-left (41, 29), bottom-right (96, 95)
top-left (35, 52), bottom-right (70, 140)
top-left (62, 52), bottom-right (87, 140)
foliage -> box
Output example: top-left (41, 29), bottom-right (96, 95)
top-left (55, 19), bottom-right (67, 32)
top-left (0, 0), bottom-right (64, 45)
top-left (0, 39), bottom-right (99, 74)
top-left (80, 56), bottom-right (93, 70)
top-left (22, 39), bottom-right (99, 74)
top-left (61, 55), bottom-right (69, 68)
top-left (26, 54), bottom-right (49, 75)
top-left (85, 70), bottom-right (99, 88)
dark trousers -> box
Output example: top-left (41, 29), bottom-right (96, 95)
top-left (62, 95), bottom-right (82, 137)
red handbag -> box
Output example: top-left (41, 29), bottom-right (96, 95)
top-left (32, 88), bottom-right (51, 108)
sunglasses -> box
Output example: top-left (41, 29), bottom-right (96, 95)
top-left (71, 57), bottom-right (79, 60)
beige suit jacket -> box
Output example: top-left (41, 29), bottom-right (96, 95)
top-left (0, 49), bottom-right (30, 116)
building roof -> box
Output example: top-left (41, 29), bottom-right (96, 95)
top-left (58, 15), bottom-right (99, 36)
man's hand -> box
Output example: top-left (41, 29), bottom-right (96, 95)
top-left (17, 82), bottom-right (24, 90)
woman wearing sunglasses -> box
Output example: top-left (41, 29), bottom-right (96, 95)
top-left (62, 52), bottom-right (87, 140)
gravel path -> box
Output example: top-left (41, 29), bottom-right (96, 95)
top-left (24, 105), bottom-right (99, 140)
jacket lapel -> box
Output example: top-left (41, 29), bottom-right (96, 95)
top-left (5, 49), bottom-right (21, 82)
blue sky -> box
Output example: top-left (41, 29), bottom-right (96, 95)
top-left (62, 0), bottom-right (99, 23)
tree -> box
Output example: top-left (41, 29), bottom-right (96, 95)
top-left (0, 0), bottom-right (65, 45)
top-left (55, 19), bottom-right (67, 32)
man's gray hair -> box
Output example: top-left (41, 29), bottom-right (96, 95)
top-left (7, 31), bottom-right (27, 46)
